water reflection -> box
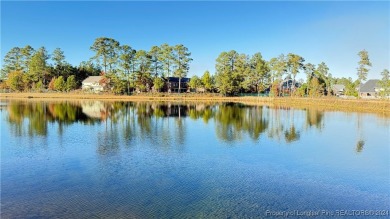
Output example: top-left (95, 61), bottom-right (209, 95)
top-left (306, 108), bottom-right (324, 130)
top-left (3, 100), bottom-right (388, 149)
top-left (2, 100), bottom-right (389, 218)
top-left (284, 125), bottom-right (300, 143)
top-left (356, 140), bottom-right (365, 153)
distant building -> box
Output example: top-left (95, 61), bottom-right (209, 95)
top-left (332, 84), bottom-right (345, 96)
top-left (82, 76), bottom-right (108, 93)
top-left (279, 76), bottom-right (300, 94)
top-left (359, 79), bottom-right (381, 98)
top-left (163, 77), bottom-right (191, 93)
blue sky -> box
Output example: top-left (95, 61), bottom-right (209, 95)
top-left (1, 1), bottom-right (389, 79)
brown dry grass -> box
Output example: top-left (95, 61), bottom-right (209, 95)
top-left (1, 92), bottom-right (389, 115)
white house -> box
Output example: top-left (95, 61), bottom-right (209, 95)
top-left (82, 76), bottom-right (107, 92)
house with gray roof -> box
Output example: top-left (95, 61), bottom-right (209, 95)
top-left (332, 84), bottom-right (345, 96)
top-left (279, 76), bottom-right (300, 94)
top-left (359, 79), bottom-right (381, 98)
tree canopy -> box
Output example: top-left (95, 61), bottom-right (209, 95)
top-left (0, 37), bottom-right (381, 97)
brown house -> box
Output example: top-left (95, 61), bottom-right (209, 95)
top-left (163, 77), bottom-right (191, 93)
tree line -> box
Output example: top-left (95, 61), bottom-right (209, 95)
top-left (89, 38), bottom-right (192, 94)
top-left (1, 37), bottom-right (193, 94)
top-left (1, 37), bottom-right (389, 97)
top-left (209, 50), bottom-right (389, 97)
top-left (1, 45), bottom-right (100, 92)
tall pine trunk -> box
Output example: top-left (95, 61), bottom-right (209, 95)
top-left (178, 77), bottom-right (181, 93)
top-left (127, 70), bottom-right (130, 95)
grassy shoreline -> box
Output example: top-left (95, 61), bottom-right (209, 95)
top-left (1, 92), bottom-right (389, 115)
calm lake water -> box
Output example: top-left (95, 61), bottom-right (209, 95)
top-left (1, 100), bottom-right (389, 218)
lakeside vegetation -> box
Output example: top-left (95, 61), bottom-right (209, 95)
top-left (2, 37), bottom-right (390, 98)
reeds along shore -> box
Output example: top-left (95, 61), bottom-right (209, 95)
top-left (1, 92), bottom-right (389, 115)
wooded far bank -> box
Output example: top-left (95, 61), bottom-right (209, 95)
top-left (1, 37), bottom-right (389, 98)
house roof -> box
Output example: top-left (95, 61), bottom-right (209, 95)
top-left (82, 76), bottom-right (104, 84)
top-left (332, 84), bottom-right (345, 91)
top-left (279, 78), bottom-right (300, 88)
top-left (164, 77), bottom-right (190, 83)
top-left (360, 79), bottom-right (380, 92)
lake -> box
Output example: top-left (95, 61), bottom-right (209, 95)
top-left (1, 100), bottom-right (389, 218)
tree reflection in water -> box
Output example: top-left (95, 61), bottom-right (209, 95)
top-left (284, 126), bottom-right (300, 143)
top-left (306, 108), bottom-right (324, 130)
top-left (356, 140), bottom-right (365, 153)
top-left (5, 100), bottom-right (330, 145)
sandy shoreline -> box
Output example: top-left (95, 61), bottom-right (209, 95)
top-left (1, 92), bottom-right (389, 115)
